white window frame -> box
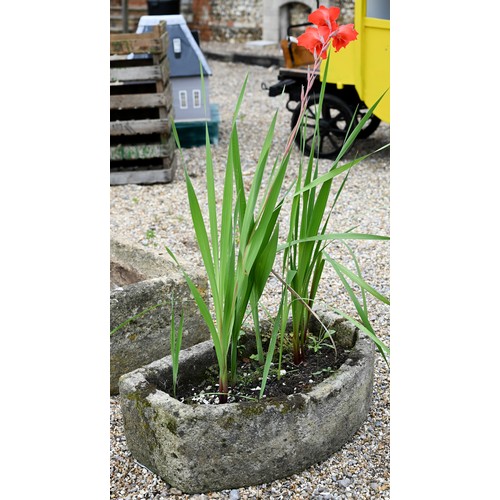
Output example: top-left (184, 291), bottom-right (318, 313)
top-left (192, 89), bottom-right (202, 109)
top-left (179, 90), bottom-right (188, 109)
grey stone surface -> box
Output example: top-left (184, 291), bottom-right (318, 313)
top-left (339, 478), bottom-right (352, 488)
top-left (110, 238), bottom-right (210, 394)
top-left (118, 315), bottom-right (375, 494)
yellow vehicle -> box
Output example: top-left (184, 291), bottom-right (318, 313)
top-left (267, 0), bottom-right (390, 158)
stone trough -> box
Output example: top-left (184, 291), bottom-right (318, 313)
top-left (110, 238), bottom-right (210, 395)
top-left (118, 311), bottom-right (375, 493)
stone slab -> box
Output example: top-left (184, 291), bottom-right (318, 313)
top-left (110, 238), bottom-right (210, 394)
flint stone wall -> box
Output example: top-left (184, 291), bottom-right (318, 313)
top-left (181, 0), bottom-right (355, 42)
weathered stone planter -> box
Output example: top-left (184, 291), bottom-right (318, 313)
top-left (110, 238), bottom-right (210, 395)
top-left (118, 312), bottom-right (375, 493)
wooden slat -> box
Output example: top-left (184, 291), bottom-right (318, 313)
top-left (111, 65), bottom-right (162, 83)
top-left (110, 168), bottom-right (175, 185)
top-left (110, 22), bottom-right (168, 55)
top-left (110, 5), bottom-right (147, 14)
top-left (110, 54), bottom-right (135, 61)
top-left (110, 92), bottom-right (170, 109)
top-left (159, 60), bottom-right (170, 85)
top-left (110, 20), bottom-right (164, 42)
top-left (110, 33), bottom-right (167, 55)
top-left (110, 119), bottom-right (171, 135)
top-left (110, 143), bottom-right (172, 160)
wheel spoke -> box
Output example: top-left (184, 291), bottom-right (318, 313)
top-left (325, 132), bottom-right (341, 151)
top-left (305, 132), bottom-right (315, 144)
top-left (292, 94), bottom-right (354, 159)
top-left (306, 107), bottom-right (317, 120)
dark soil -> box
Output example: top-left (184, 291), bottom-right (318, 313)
top-left (175, 344), bottom-right (350, 405)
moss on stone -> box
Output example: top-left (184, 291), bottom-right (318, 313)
top-left (235, 394), bottom-right (307, 418)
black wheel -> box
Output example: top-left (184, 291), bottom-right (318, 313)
top-left (354, 104), bottom-right (381, 139)
top-left (291, 93), bottom-right (354, 159)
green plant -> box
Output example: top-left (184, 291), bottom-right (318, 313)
top-left (169, 294), bottom-right (183, 398)
top-left (307, 330), bottom-right (336, 354)
top-left (324, 241), bottom-right (390, 361)
top-left (278, 84), bottom-right (390, 365)
top-left (110, 301), bottom-right (167, 336)
top-left (168, 71), bottom-right (291, 403)
top-left (312, 366), bottom-right (334, 378)
top-left (167, 4), bottom-right (390, 403)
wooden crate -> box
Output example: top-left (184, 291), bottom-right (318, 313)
top-left (110, 22), bottom-right (177, 185)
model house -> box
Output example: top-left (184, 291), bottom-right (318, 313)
top-left (136, 15), bottom-right (212, 122)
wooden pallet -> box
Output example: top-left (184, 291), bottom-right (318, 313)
top-left (110, 22), bottom-right (177, 185)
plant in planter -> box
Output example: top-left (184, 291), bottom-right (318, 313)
top-left (119, 4), bottom-right (390, 494)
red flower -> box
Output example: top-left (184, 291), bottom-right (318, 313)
top-left (297, 5), bottom-right (358, 58)
top-left (297, 25), bottom-right (332, 59)
top-left (308, 5), bottom-right (340, 31)
top-left (330, 24), bottom-right (358, 52)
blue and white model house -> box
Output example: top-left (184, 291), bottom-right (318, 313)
top-left (136, 15), bottom-right (213, 123)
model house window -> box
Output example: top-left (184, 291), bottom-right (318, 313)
top-left (179, 90), bottom-right (188, 109)
top-left (193, 89), bottom-right (202, 108)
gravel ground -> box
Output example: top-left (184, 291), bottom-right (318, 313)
top-left (110, 47), bottom-right (390, 499)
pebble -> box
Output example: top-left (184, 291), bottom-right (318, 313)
top-left (110, 42), bottom-right (390, 500)
top-left (338, 478), bottom-right (351, 488)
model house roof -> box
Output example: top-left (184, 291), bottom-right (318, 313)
top-left (137, 15), bottom-right (212, 78)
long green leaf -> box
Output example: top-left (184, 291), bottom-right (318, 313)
top-left (231, 76), bottom-right (248, 228)
top-left (343, 241), bottom-right (368, 315)
top-left (205, 124), bottom-right (219, 278)
top-left (170, 293), bottom-right (184, 398)
top-left (259, 295), bottom-right (284, 399)
top-left (324, 254), bottom-right (390, 305)
top-left (230, 124), bottom-right (246, 229)
top-left (165, 247), bottom-right (223, 363)
top-left (278, 232), bottom-right (389, 251)
top-left (240, 111), bottom-right (279, 248)
top-left (334, 90), bottom-right (390, 161)
top-left (110, 301), bottom-right (167, 336)
top-left (184, 171), bottom-right (216, 289)
top-left (330, 306), bottom-right (390, 358)
top-left (330, 258), bottom-right (372, 333)
top-left (220, 129), bottom-right (235, 303)
top-left (253, 224), bottom-right (280, 297)
top-left (334, 244), bottom-right (389, 366)
top-left (250, 291), bottom-right (264, 364)
top-left (294, 145), bottom-right (389, 198)
top-left (243, 155), bottom-right (290, 274)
